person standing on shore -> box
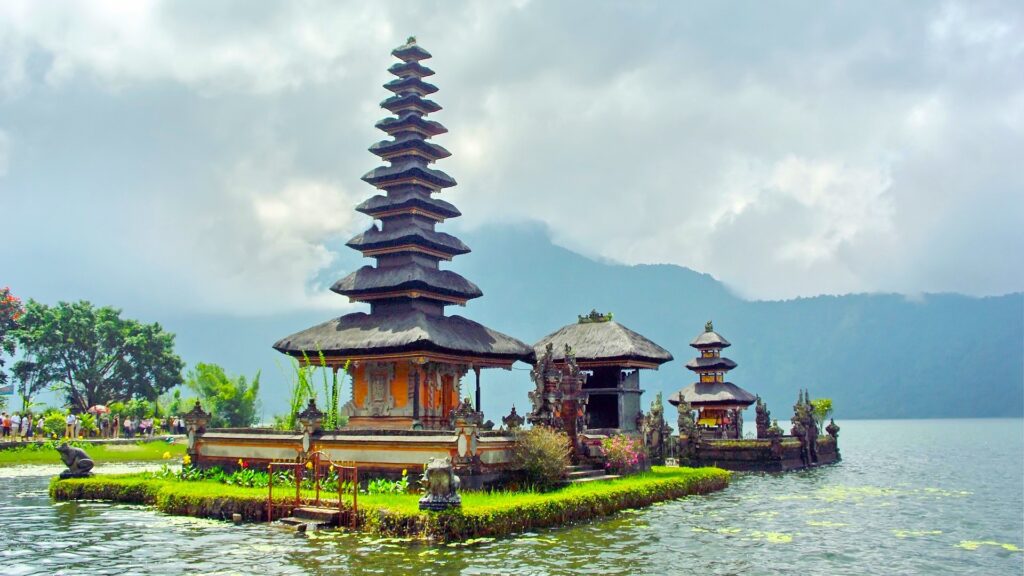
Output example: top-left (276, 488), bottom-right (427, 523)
top-left (112, 414), bottom-right (120, 439)
top-left (20, 412), bottom-right (30, 439)
top-left (36, 414), bottom-right (44, 439)
top-left (1, 412), bottom-right (10, 441)
top-left (64, 412), bottom-right (76, 439)
top-left (11, 413), bottom-right (21, 441)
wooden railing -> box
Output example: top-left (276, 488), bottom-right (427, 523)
top-left (266, 452), bottom-right (359, 529)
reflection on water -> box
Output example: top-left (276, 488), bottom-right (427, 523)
top-left (1, 420), bottom-right (1021, 575)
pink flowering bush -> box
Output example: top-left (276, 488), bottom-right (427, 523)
top-left (601, 434), bottom-right (648, 475)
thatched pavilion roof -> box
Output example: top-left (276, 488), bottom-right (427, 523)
top-left (274, 311), bottom-right (534, 364)
top-left (668, 382), bottom-right (756, 407)
top-left (533, 318), bottom-right (673, 368)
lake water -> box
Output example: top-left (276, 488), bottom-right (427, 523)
top-left (1, 419), bottom-right (1022, 575)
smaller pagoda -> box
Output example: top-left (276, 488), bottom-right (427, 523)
top-left (668, 321), bottom-right (755, 439)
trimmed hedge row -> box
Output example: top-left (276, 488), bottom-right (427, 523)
top-left (51, 466), bottom-right (730, 542)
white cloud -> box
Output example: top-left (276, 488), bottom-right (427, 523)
top-left (0, 0), bottom-right (1020, 309)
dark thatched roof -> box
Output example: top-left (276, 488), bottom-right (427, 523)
top-left (685, 356), bottom-right (737, 371)
top-left (533, 320), bottom-right (673, 367)
top-left (356, 190), bottom-right (460, 219)
top-left (273, 311), bottom-right (534, 362)
top-left (388, 61), bottom-right (434, 78)
top-left (381, 94), bottom-right (442, 115)
top-left (346, 224), bottom-right (470, 256)
top-left (361, 161), bottom-right (456, 189)
top-left (690, 330), bottom-right (731, 349)
top-left (376, 115), bottom-right (447, 137)
top-left (392, 40), bottom-right (432, 62)
top-left (384, 76), bottom-right (439, 95)
top-left (369, 137), bottom-right (451, 162)
top-left (668, 382), bottom-right (756, 407)
top-left (332, 264), bottom-right (483, 300)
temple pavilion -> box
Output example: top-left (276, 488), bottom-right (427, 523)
top-left (533, 311), bottom-right (673, 433)
top-left (668, 321), bottom-right (756, 439)
top-left (274, 38), bottom-right (534, 430)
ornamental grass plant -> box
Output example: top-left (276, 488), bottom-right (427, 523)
top-left (512, 426), bottom-right (571, 490)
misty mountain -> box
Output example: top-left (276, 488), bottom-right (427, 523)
top-left (163, 223), bottom-right (1023, 422)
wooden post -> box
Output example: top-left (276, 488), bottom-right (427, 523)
top-left (474, 366), bottom-right (481, 413)
top-left (412, 364), bottom-right (421, 422)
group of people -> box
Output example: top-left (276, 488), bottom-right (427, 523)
top-left (0, 412), bottom-right (45, 441)
top-left (1, 409), bottom-right (191, 441)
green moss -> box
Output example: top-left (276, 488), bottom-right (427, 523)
top-left (51, 466), bottom-right (729, 542)
top-left (0, 441), bottom-right (185, 466)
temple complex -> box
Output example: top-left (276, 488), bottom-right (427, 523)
top-left (533, 311), bottom-right (673, 434)
top-left (668, 321), bottom-right (755, 439)
top-left (273, 38), bottom-right (533, 430)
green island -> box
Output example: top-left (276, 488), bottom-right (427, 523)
top-left (50, 466), bottom-right (729, 542)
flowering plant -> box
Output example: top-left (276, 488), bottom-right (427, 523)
top-left (601, 434), bottom-right (648, 475)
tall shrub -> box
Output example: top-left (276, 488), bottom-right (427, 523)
top-left (513, 426), bottom-right (571, 489)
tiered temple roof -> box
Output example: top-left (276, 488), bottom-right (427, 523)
top-left (274, 38), bottom-right (532, 367)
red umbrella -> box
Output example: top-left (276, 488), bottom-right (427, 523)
top-left (87, 405), bottom-right (110, 415)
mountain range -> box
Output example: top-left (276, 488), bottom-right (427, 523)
top-left (162, 223), bottom-right (1023, 423)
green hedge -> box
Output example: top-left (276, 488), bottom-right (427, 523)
top-left (51, 466), bottom-right (730, 542)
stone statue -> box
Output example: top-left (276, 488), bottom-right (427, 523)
top-left (755, 395), bottom-right (771, 439)
top-left (676, 398), bottom-right (696, 438)
top-left (418, 457), bottom-right (461, 511)
top-left (826, 418), bottom-right (840, 439)
top-left (56, 443), bottom-right (95, 478)
top-left (642, 392), bottom-right (672, 465)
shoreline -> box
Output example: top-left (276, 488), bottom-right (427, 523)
top-left (50, 466), bottom-right (730, 542)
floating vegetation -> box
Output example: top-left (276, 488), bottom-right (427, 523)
top-left (893, 530), bottom-right (942, 539)
top-left (746, 531), bottom-right (793, 544)
top-left (447, 537), bottom-right (495, 548)
top-left (751, 510), bottom-right (779, 518)
top-left (956, 540), bottom-right (1022, 552)
top-left (806, 521), bottom-right (847, 528)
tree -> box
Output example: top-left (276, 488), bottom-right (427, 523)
top-left (810, 398), bottom-right (834, 429)
top-left (14, 300), bottom-right (184, 411)
top-left (0, 287), bottom-right (24, 390)
top-left (185, 363), bottom-right (260, 428)
top-left (12, 360), bottom-right (55, 413)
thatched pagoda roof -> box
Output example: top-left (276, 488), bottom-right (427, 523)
top-left (274, 311), bottom-right (534, 363)
top-left (533, 317), bottom-right (673, 368)
top-left (685, 357), bottom-right (738, 371)
top-left (668, 382), bottom-right (756, 407)
top-left (333, 264), bottom-right (483, 301)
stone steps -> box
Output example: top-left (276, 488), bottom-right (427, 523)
top-left (562, 464), bottom-right (618, 484)
top-left (279, 506), bottom-right (342, 530)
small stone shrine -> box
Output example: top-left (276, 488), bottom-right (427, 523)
top-left (533, 312), bottom-right (673, 434)
top-left (528, 342), bottom-right (588, 456)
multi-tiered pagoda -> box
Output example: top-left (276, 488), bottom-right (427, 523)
top-left (668, 321), bottom-right (755, 439)
top-left (274, 38), bottom-right (533, 430)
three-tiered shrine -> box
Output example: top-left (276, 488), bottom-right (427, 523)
top-left (668, 321), bottom-right (755, 439)
top-left (274, 38), bottom-right (533, 430)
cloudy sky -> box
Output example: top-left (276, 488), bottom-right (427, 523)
top-left (2, 0), bottom-right (1022, 317)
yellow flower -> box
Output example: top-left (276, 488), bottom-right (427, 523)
top-left (402, 469), bottom-right (407, 476)
top-left (305, 461), bottom-right (314, 470)
top-left (182, 454), bottom-right (191, 465)
top-left (238, 459), bottom-right (244, 467)
top-left (329, 464), bottom-right (335, 471)
top-left (162, 451), bottom-right (171, 459)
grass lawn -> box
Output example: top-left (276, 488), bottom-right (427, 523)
top-left (50, 465), bottom-right (730, 541)
top-left (0, 441), bottom-right (186, 466)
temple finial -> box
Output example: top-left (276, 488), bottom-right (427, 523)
top-left (705, 320), bottom-right (714, 332)
top-left (407, 36), bottom-right (416, 45)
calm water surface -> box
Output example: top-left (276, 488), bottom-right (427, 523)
top-left (1, 419), bottom-right (1022, 575)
